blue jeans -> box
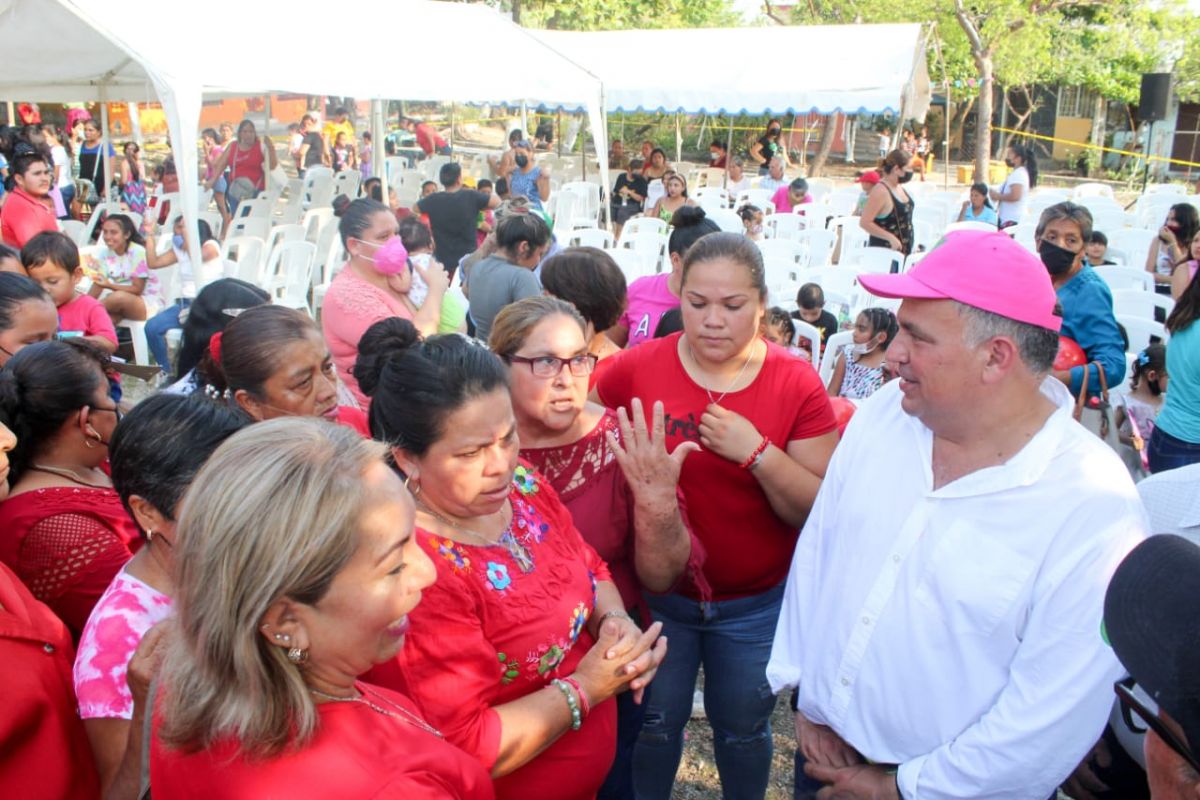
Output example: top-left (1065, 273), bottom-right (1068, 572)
top-left (145, 299), bottom-right (189, 373)
top-left (597, 683), bottom-right (650, 800)
top-left (633, 585), bottom-right (783, 800)
top-left (1149, 425), bottom-right (1200, 473)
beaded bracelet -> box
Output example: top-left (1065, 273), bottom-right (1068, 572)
top-left (551, 679), bottom-right (582, 731)
top-left (739, 436), bottom-right (770, 471)
top-left (562, 676), bottom-right (590, 719)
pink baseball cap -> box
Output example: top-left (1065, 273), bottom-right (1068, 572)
top-left (857, 231), bottom-right (1062, 332)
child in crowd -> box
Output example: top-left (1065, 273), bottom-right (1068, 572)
top-left (21, 231), bottom-right (117, 354)
top-left (397, 216), bottom-right (467, 335)
top-left (828, 307), bottom-right (897, 400)
top-left (762, 306), bottom-right (809, 359)
top-left (286, 123), bottom-right (303, 171)
top-left (853, 170), bottom-right (880, 216)
top-left (739, 204), bottom-right (764, 241)
top-left (1115, 344), bottom-right (1166, 468)
top-left (358, 131), bottom-right (373, 180)
top-left (958, 182), bottom-right (999, 226)
top-left (1084, 231), bottom-right (1117, 268)
top-left (331, 131), bottom-right (356, 173)
top-left (476, 179), bottom-right (495, 247)
top-left (791, 282), bottom-right (839, 354)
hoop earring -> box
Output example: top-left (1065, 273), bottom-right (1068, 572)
top-left (287, 647), bottom-right (308, 664)
top-left (404, 474), bottom-right (421, 497)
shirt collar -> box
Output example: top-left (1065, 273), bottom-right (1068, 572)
top-left (909, 377), bottom-right (1074, 500)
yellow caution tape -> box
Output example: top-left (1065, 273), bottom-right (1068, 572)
top-left (993, 125), bottom-right (1200, 170)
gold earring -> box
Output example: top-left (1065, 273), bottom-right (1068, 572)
top-left (287, 647), bottom-right (308, 664)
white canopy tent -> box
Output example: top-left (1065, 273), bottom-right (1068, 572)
top-left (536, 24), bottom-right (931, 117)
top-left (0, 0), bottom-right (608, 283)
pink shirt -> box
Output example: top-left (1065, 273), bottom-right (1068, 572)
top-left (58, 293), bottom-right (117, 344)
top-left (321, 266), bottom-right (414, 408)
top-left (74, 567), bottom-right (172, 720)
top-left (619, 273), bottom-right (679, 347)
top-left (770, 186), bottom-right (812, 215)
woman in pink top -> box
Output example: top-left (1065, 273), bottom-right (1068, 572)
top-left (73, 393), bottom-right (248, 798)
top-left (1173, 230), bottom-right (1200, 301)
top-left (610, 207), bottom-right (719, 348)
top-left (321, 197), bottom-right (449, 408)
top-left (770, 177), bottom-right (813, 215)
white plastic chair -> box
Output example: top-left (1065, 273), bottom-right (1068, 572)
top-left (1109, 230), bottom-right (1158, 268)
top-left (806, 266), bottom-right (859, 299)
top-left (819, 330), bottom-right (854, 387)
top-left (757, 239), bottom-right (806, 266)
top-left (265, 224), bottom-right (307, 256)
top-left (828, 216), bottom-right (868, 260)
top-left (332, 170), bottom-right (362, 201)
top-left (219, 236), bottom-right (267, 284)
top-left (764, 213), bottom-right (809, 241)
top-left (707, 209), bottom-right (744, 233)
top-left (736, 189), bottom-right (774, 211)
top-left (1117, 315), bottom-right (1168, 354)
top-left (1144, 183), bottom-right (1187, 196)
top-left (842, 246), bottom-right (901, 275)
top-left (694, 187), bottom-right (731, 211)
top-left (791, 319), bottom-right (820, 365)
top-left (59, 219), bottom-right (87, 244)
top-left (560, 182), bottom-right (602, 226)
top-left (795, 229), bottom-right (837, 268)
top-left (197, 210), bottom-right (224, 239)
top-left (225, 215), bottom-right (271, 242)
top-left (232, 196), bottom-right (272, 219)
top-left (312, 219), bottom-right (345, 312)
top-left (275, 179), bottom-right (306, 224)
top-left (568, 228), bottom-right (615, 250)
top-left (1093, 265), bottom-right (1155, 293)
top-left (608, 247), bottom-right (656, 281)
top-left (303, 167), bottom-right (335, 209)
top-left (265, 241), bottom-right (317, 313)
top-left (691, 168), bottom-right (727, 190)
top-left (619, 217), bottom-right (669, 241)
top-left (301, 208), bottom-right (334, 245)
top-left (619, 230), bottom-right (669, 275)
top-left (1072, 183), bottom-right (1115, 200)
top-left (1111, 288), bottom-right (1175, 320)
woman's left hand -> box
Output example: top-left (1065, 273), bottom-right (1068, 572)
top-left (699, 404), bottom-right (763, 464)
top-left (599, 613), bottom-right (666, 704)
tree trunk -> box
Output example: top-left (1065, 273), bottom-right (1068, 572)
top-left (973, 56), bottom-right (994, 182)
top-left (950, 95), bottom-right (976, 157)
top-left (1090, 93), bottom-right (1107, 151)
top-left (511, 0), bottom-right (521, 24)
top-left (808, 113), bottom-right (840, 177)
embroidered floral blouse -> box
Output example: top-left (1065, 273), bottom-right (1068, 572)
top-left (365, 465), bottom-right (617, 800)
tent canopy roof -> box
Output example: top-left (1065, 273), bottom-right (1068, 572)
top-left (536, 23), bottom-right (930, 115)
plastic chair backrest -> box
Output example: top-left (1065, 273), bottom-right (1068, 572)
top-left (1094, 265), bottom-right (1155, 293)
top-left (1111, 288), bottom-right (1175, 320)
top-left (792, 319), bottom-right (820, 364)
top-left (1116, 314), bottom-right (1168, 354)
top-left (568, 228), bottom-right (615, 250)
top-left (620, 217), bottom-right (669, 240)
top-left (842, 246), bottom-right (901, 275)
top-left (819, 330), bottom-right (855, 387)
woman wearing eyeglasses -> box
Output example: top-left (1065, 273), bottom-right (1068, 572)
top-left (491, 296), bottom-right (701, 799)
top-left (0, 340), bottom-right (140, 639)
top-left (354, 318), bottom-right (668, 800)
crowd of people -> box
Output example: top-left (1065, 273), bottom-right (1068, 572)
top-left (1, 102), bottom-right (1200, 800)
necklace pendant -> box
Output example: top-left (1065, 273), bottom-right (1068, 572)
top-left (502, 531), bottom-right (535, 573)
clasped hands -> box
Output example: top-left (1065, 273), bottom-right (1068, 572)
top-left (572, 614), bottom-right (666, 710)
top-left (795, 712), bottom-right (900, 800)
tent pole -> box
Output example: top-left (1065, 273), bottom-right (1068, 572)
top-left (557, 109), bottom-right (563, 157)
top-left (675, 113), bottom-right (682, 163)
top-left (725, 116), bottom-right (734, 189)
top-left (449, 102), bottom-right (455, 155)
top-left (521, 101), bottom-right (528, 136)
top-left (128, 103), bottom-right (142, 150)
top-left (581, 116), bottom-right (587, 182)
top-left (5, 102), bottom-right (13, 126)
top-left (100, 91), bottom-right (113, 204)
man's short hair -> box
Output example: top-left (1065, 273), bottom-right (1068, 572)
top-left (1035, 201), bottom-right (1093, 243)
top-left (301, 114), bottom-right (316, 126)
top-left (439, 162), bottom-right (462, 188)
top-left (955, 301), bottom-right (1059, 377)
top-left (1088, 231), bottom-right (1108, 246)
top-left (797, 282), bottom-right (825, 310)
top-left (334, 107), bottom-right (348, 117)
top-left (11, 151), bottom-right (49, 178)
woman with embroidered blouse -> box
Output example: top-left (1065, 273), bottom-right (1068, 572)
top-left (355, 318), bottom-right (668, 800)
top-left (489, 295), bottom-right (703, 798)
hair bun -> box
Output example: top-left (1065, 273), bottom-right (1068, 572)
top-left (353, 318), bottom-right (421, 397)
top-left (331, 194), bottom-right (352, 217)
top-left (671, 205), bottom-right (708, 228)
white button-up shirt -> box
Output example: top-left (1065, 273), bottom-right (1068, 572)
top-left (1137, 462), bottom-right (1200, 545)
top-left (768, 379), bottom-right (1146, 800)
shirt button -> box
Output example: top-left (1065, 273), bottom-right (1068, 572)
top-left (43, 643), bottom-right (55, 654)
top-left (892, 555), bottom-right (901, 563)
top-left (841, 677), bottom-right (850, 686)
top-left (862, 616), bottom-right (872, 625)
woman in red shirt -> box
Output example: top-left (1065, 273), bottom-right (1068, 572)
top-left (202, 119), bottom-right (278, 211)
top-left (490, 295), bottom-right (705, 797)
top-left (0, 419), bottom-right (101, 800)
top-left (152, 418), bottom-right (494, 799)
top-left (192, 304), bottom-right (370, 436)
top-left (593, 231), bottom-right (838, 799)
top-left (0, 340), bottom-right (140, 640)
top-left (354, 319), bottom-right (668, 800)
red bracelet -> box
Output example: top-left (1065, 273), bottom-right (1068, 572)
top-left (562, 677), bottom-right (590, 719)
top-left (739, 436), bottom-right (770, 470)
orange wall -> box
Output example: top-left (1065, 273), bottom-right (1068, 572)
top-left (101, 95), bottom-right (315, 138)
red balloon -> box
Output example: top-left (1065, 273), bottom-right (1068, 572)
top-left (1054, 336), bottom-right (1087, 371)
top-left (829, 397), bottom-right (857, 438)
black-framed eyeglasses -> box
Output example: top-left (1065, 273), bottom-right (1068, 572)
top-left (91, 404), bottom-right (124, 424)
top-left (1115, 678), bottom-right (1200, 774)
top-left (505, 353), bottom-right (598, 379)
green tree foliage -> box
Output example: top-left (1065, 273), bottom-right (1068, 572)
top-left (502, 0), bottom-right (739, 30)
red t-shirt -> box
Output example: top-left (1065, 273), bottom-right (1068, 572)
top-left (366, 467), bottom-right (616, 800)
top-left (333, 405), bottom-right (371, 438)
top-left (57, 293), bottom-right (118, 345)
top-left (414, 123), bottom-right (447, 156)
top-left (0, 188), bottom-right (58, 249)
top-left (0, 562), bottom-right (101, 800)
top-left (151, 681), bottom-right (494, 799)
top-left (595, 332), bottom-right (837, 600)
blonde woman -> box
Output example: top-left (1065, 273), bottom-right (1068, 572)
top-left (151, 419), bottom-right (494, 798)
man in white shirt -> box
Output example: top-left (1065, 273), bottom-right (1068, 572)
top-left (758, 156), bottom-right (787, 194)
top-left (768, 230), bottom-right (1146, 800)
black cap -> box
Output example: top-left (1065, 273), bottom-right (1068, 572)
top-left (1104, 535), bottom-right (1200, 751)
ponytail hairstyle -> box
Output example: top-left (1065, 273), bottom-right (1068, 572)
top-left (1009, 142), bottom-right (1039, 188)
top-left (174, 278), bottom-right (270, 382)
top-left (196, 305), bottom-right (318, 400)
top-left (859, 307), bottom-right (900, 350)
top-left (878, 149), bottom-right (911, 176)
top-left (669, 205), bottom-right (720, 257)
top-left (495, 212), bottom-right (550, 262)
top-left (970, 182), bottom-right (993, 209)
top-left (352, 318), bottom-right (508, 460)
top-left (1129, 343), bottom-right (1167, 396)
top-left (0, 339), bottom-right (110, 483)
top-left (334, 196), bottom-right (391, 248)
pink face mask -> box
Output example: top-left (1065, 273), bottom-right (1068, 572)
top-left (355, 236), bottom-right (409, 275)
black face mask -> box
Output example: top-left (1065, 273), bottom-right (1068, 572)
top-left (768, 129), bottom-right (780, 137)
top-left (1039, 240), bottom-right (1078, 276)
top-left (898, 171), bottom-right (914, 184)
top-left (514, 154), bottom-right (529, 168)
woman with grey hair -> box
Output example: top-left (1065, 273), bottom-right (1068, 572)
top-left (150, 418), bottom-right (495, 798)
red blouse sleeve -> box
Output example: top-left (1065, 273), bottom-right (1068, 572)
top-left (18, 513), bottom-right (134, 637)
top-left (394, 555), bottom-right (505, 771)
top-left (785, 360), bottom-right (838, 443)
